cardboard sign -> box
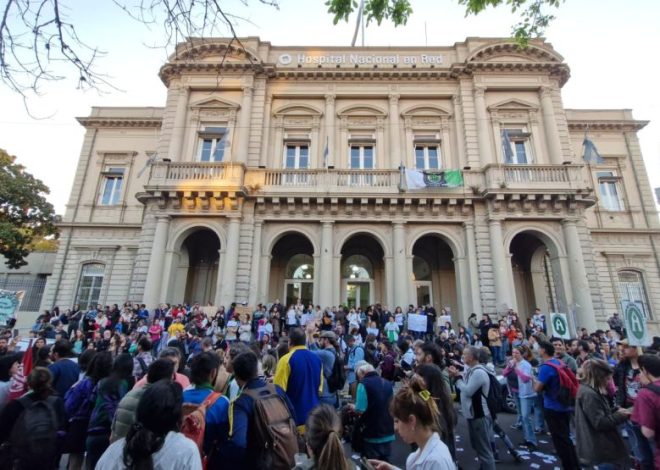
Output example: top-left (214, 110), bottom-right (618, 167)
top-left (233, 305), bottom-right (253, 323)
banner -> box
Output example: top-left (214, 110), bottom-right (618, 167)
top-left (404, 169), bottom-right (463, 190)
top-left (0, 290), bottom-right (24, 326)
top-left (407, 313), bottom-right (427, 332)
top-left (625, 302), bottom-right (651, 347)
top-left (550, 313), bottom-right (571, 340)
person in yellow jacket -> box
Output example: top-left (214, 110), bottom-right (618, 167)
top-left (167, 318), bottom-right (185, 338)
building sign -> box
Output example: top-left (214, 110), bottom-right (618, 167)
top-left (625, 302), bottom-right (650, 347)
top-left (550, 313), bottom-right (571, 340)
top-left (0, 290), bottom-right (24, 326)
top-left (278, 53), bottom-right (443, 66)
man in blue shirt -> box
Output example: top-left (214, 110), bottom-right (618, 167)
top-left (345, 335), bottom-right (365, 391)
top-left (182, 351), bottom-right (229, 466)
top-left (534, 340), bottom-right (579, 470)
top-left (308, 330), bottom-right (339, 407)
top-left (224, 350), bottom-right (296, 469)
top-left (48, 339), bottom-right (80, 397)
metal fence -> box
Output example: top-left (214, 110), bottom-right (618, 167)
top-left (0, 275), bottom-right (48, 312)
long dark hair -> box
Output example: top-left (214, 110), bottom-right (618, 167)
top-left (123, 380), bottom-right (183, 469)
top-left (415, 364), bottom-right (457, 435)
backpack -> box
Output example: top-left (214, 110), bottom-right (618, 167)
top-left (10, 395), bottom-right (60, 469)
top-left (243, 384), bottom-right (298, 470)
top-left (542, 360), bottom-right (579, 407)
top-left (327, 350), bottom-right (347, 393)
top-left (475, 366), bottom-right (504, 416)
top-left (181, 391), bottom-right (223, 456)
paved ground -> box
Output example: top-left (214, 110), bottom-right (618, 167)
top-left (346, 407), bottom-right (564, 469)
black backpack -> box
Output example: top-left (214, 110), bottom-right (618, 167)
top-left (327, 350), bottom-right (347, 393)
top-left (10, 395), bottom-right (59, 469)
top-left (476, 366), bottom-right (504, 416)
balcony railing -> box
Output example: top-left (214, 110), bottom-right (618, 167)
top-left (146, 161), bottom-right (588, 195)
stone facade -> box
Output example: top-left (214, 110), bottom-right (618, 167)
top-left (41, 37), bottom-right (660, 333)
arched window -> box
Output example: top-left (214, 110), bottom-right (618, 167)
top-left (76, 263), bottom-right (105, 310)
top-left (618, 270), bottom-right (652, 319)
top-left (286, 254), bottom-right (314, 280)
top-left (342, 254), bottom-right (373, 279)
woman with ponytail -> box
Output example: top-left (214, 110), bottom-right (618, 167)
top-left (295, 404), bottom-right (355, 470)
top-left (96, 380), bottom-right (201, 470)
top-left (369, 376), bottom-right (455, 470)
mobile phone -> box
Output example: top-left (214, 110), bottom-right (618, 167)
top-left (360, 456), bottom-right (376, 470)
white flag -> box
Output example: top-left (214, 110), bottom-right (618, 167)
top-left (405, 169), bottom-right (426, 189)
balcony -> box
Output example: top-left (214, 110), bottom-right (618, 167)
top-left (147, 162), bottom-right (245, 191)
top-left (483, 164), bottom-right (588, 193)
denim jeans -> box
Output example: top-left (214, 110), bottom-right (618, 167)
top-left (491, 346), bottom-right (502, 364)
top-left (512, 392), bottom-right (522, 426)
top-left (624, 421), bottom-right (655, 470)
top-left (519, 396), bottom-right (538, 445)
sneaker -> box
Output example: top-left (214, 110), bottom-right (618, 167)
top-left (510, 450), bottom-right (523, 464)
top-left (534, 428), bottom-right (546, 435)
top-left (510, 423), bottom-right (522, 430)
top-left (519, 441), bottom-right (538, 451)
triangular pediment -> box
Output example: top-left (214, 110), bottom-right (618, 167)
top-left (190, 97), bottom-right (240, 110)
top-left (488, 98), bottom-right (538, 112)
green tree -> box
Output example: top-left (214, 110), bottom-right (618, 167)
top-left (0, 148), bottom-right (57, 268)
top-left (326, 0), bottom-right (563, 43)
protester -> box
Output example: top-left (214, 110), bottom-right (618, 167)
top-left (534, 340), bottom-right (580, 470)
top-left (368, 375), bottom-right (454, 470)
top-left (575, 358), bottom-right (631, 468)
top-left (223, 350), bottom-right (297, 469)
top-left (133, 346), bottom-right (190, 390)
top-left (132, 337), bottom-right (153, 379)
top-left (110, 358), bottom-right (175, 442)
top-left (294, 404), bottom-right (355, 470)
top-left (0, 367), bottom-right (66, 469)
top-left (96, 380), bottom-right (202, 470)
top-left (48, 339), bottom-right (81, 397)
top-left (0, 352), bottom-right (21, 408)
top-left (503, 346), bottom-right (538, 450)
top-left (274, 327), bottom-right (323, 431)
top-left (308, 329), bottom-right (339, 407)
top-left (447, 345), bottom-right (495, 470)
top-left (85, 353), bottom-right (134, 470)
top-left (633, 353), bottom-right (660, 470)
top-left (353, 362), bottom-right (395, 460)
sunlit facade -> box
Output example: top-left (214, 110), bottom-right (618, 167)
top-left (41, 37), bottom-right (660, 332)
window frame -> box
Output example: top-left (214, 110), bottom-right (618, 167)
top-left (75, 263), bottom-right (105, 310)
top-left (282, 141), bottom-right (311, 170)
top-left (98, 166), bottom-right (125, 206)
top-left (501, 127), bottom-right (533, 165)
top-left (617, 269), bottom-right (652, 320)
top-left (197, 126), bottom-right (228, 162)
top-left (596, 170), bottom-right (624, 211)
top-left (413, 136), bottom-right (442, 170)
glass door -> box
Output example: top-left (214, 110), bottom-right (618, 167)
top-left (345, 281), bottom-right (371, 310)
top-left (415, 281), bottom-right (433, 308)
top-left (285, 281), bottom-right (313, 307)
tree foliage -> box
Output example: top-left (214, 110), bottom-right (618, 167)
top-left (0, 148), bottom-right (57, 268)
top-left (326, 0), bottom-right (563, 44)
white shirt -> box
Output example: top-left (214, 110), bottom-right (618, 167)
top-left (287, 309), bottom-right (298, 325)
top-left (96, 431), bottom-right (201, 470)
top-left (402, 432), bottom-right (455, 470)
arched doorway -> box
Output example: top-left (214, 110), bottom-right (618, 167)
top-left (176, 229), bottom-right (220, 304)
top-left (340, 234), bottom-right (385, 310)
top-left (510, 232), bottom-right (559, 319)
top-left (412, 235), bottom-right (457, 312)
top-left (270, 233), bottom-right (315, 307)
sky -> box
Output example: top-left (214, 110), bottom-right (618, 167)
top-left (1, 0), bottom-right (659, 215)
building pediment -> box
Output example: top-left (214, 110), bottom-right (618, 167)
top-left (401, 104), bottom-right (452, 118)
top-left (190, 97), bottom-right (241, 110)
top-left (170, 40), bottom-right (262, 65)
top-left (467, 42), bottom-right (564, 64)
top-left (337, 104), bottom-right (387, 118)
top-left (273, 104), bottom-right (323, 117)
top-left (488, 98), bottom-right (538, 112)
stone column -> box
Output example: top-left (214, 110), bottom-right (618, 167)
top-left (168, 86), bottom-right (189, 159)
top-left (392, 222), bottom-right (408, 308)
top-left (562, 218), bottom-right (597, 332)
top-left (324, 94), bottom-right (335, 168)
top-left (236, 86), bottom-right (253, 164)
top-left (259, 94), bottom-right (273, 167)
top-left (389, 94), bottom-right (401, 169)
top-left (452, 95), bottom-right (468, 168)
top-left (142, 215), bottom-right (170, 309)
top-left (488, 218), bottom-right (514, 313)
top-left (247, 222), bottom-right (263, 306)
top-left (540, 86), bottom-right (563, 165)
top-left (258, 255), bottom-right (272, 305)
top-left (218, 217), bottom-right (241, 306)
top-left (319, 221), bottom-right (334, 308)
top-left (463, 222), bottom-right (482, 315)
top-left (474, 86), bottom-right (493, 167)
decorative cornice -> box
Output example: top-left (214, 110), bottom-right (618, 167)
top-left (159, 62), bottom-right (266, 86)
top-left (76, 117), bottom-right (162, 128)
top-left (567, 120), bottom-right (649, 132)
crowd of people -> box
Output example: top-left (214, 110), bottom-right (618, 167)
top-left (0, 300), bottom-right (658, 470)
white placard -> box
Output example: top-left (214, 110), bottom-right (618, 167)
top-left (407, 313), bottom-right (427, 332)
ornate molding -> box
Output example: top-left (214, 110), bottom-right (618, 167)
top-left (567, 120), bottom-right (649, 132)
top-left (76, 117), bottom-right (162, 128)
